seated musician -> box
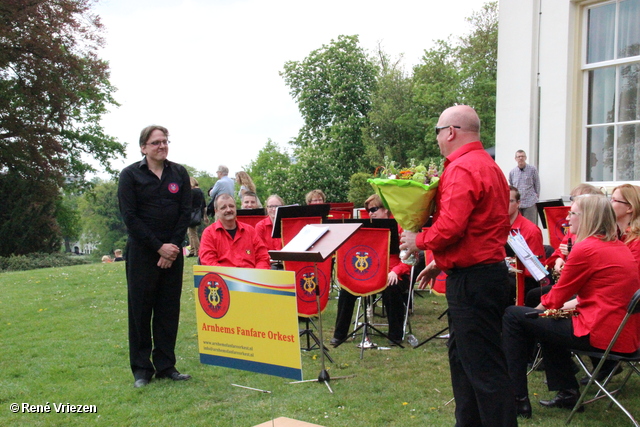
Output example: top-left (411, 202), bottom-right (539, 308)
top-left (502, 194), bottom-right (640, 419)
top-left (255, 194), bottom-right (285, 269)
top-left (506, 185), bottom-right (545, 303)
top-left (199, 194), bottom-right (270, 269)
top-left (330, 194), bottom-right (410, 347)
top-left (525, 183), bottom-right (602, 307)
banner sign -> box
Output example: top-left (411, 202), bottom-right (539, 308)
top-left (193, 265), bottom-right (302, 380)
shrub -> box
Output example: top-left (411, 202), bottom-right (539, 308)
top-left (0, 253), bottom-right (92, 272)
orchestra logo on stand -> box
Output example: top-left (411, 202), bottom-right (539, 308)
top-left (343, 245), bottom-right (380, 281)
top-left (198, 273), bottom-right (230, 319)
top-left (295, 266), bottom-right (328, 303)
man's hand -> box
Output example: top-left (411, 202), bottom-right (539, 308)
top-left (157, 257), bottom-right (174, 269)
top-left (400, 230), bottom-right (419, 254)
top-left (158, 243), bottom-right (180, 262)
top-left (416, 260), bottom-right (441, 289)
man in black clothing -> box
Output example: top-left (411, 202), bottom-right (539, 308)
top-left (118, 125), bottom-right (192, 388)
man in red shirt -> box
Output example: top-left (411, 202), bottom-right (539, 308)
top-left (401, 105), bottom-right (517, 426)
top-left (199, 194), bottom-right (270, 269)
top-left (507, 185), bottom-right (546, 303)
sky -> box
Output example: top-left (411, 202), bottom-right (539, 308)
top-left (93, 0), bottom-right (490, 178)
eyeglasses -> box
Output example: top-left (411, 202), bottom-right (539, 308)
top-left (367, 206), bottom-right (381, 214)
top-left (147, 140), bottom-right (170, 147)
top-left (611, 198), bottom-right (631, 205)
top-left (435, 125), bottom-right (461, 136)
top-left (267, 205), bottom-right (282, 210)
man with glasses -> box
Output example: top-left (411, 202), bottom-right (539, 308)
top-left (118, 125), bottom-right (192, 388)
top-left (401, 105), bottom-right (517, 426)
top-left (509, 150), bottom-right (540, 224)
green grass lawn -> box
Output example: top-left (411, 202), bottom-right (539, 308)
top-left (1, 259), bottom-right (638, 426)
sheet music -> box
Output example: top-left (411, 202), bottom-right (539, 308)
top-left (507, 231), bottom-right (549, 282)
top-left (281, 225), bottom-right (329, 252)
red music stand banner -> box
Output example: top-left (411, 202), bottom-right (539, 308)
top-left (285, 259), bottom-right (332, 317)
top-left (336, 228), bottom-right (389, 296)
top-left (544, 206), bottom-right (570, 249)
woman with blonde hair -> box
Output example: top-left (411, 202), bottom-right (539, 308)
top-left (235, 171), bottom-right (261, 207)
top-left (503, 194), bottom-right (640, 418)
top-left (611, 184), bottom-right (640, 258)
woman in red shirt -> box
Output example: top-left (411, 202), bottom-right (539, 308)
top-left (502, 194), bottom-right (640, 418)
top-left (255, 195), bottom-right (285, 269)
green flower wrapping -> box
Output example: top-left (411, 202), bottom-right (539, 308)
top-left (367, 177), bottom-right (439, 232)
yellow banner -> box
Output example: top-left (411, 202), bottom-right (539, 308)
top-left (193, 265), bottom-right (302, 380)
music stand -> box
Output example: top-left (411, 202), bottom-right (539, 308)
top-left (271, 204), bottom-right (331, 239)
top-left (270, 223), bottom-right (361, 393)
top-left (236, 207), bottom-right (267, 216)
top-left (535, 198), bottom-right (564, 229)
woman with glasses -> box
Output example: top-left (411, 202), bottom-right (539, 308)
top-left (255, 194), bottom-right (285, 269)
top-left (330, 194), bottom-right (411, 347)
top-left (502, 194), bottom-right (640, 418)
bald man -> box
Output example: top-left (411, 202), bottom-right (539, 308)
top-left (401, 105), bottom-right (517, 425)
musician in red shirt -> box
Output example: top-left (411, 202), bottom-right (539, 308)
top-left (502, 194), bottom-right (640, 417)
top-left (200, 194), bottom-right (270, 269)
top-left (401, 105), bottom-right (516, 427)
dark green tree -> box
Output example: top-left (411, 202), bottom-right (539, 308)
top-left (0, 172), bottom-right (61, 255)
top-left (79, 180), bottom-right (126, 257)
top-left (0, 0), bottom-right (124, 181)
top-left (0, 0), bottom-right (124, 255)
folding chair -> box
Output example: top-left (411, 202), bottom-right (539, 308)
top-left (567, 289), bottom-right (640, 426)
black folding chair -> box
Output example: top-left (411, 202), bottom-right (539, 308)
top-left (567, 289), bottom-right (640, 426)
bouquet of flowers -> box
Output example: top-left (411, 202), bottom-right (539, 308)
top-left (368, 158), bottom-right (442, 233)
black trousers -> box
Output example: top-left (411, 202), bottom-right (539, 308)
top-left (125, 239), bottom-right (184, 379)
top-left (502, 305), bottom-right (594, 397)
top-left (446, 262), bottom-right (517, 427)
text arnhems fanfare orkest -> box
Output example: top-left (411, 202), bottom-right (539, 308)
top-left (202, 323), bottom-right (295, 342)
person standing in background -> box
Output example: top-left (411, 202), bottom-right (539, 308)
top-left (187, 177), bottom-right (207, 258)
top-left (509, 150), bottom-right (540, 224)
top-left (118, 125), bottom-right (192, 388)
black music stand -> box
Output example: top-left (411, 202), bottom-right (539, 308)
top-left (270, 223), bottom-right (361, 393)
top-left (271, 204), bottom-right (331, 239)
top-left (236, 207), bottom-right (267, 216)
top-left (535, 198), bottom-right (564, 229)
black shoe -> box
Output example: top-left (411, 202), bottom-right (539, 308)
top-left (134, 378), bottom-right (149, 388)
top-left (156, 371), bottom-right (191, 381)
top-left (580, 365), bottom-right (623, 386)
top-left (387, 338), bottom-right (403, 347)
top-left (329, 337), bottom-right (342, 347)
top-left (539, 389), bottom-right (584, 411)
top-left (515, 396), bottom-right (532, 419)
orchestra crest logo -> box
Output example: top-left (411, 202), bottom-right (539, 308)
top-left (343, 245), bottom-right (380, 281)
top-left (198, 273), bottom-right (230, 319)
top-left (168, 182), bottom-right (179, 193)
top-left (296, 266), bottom-right (328, 303)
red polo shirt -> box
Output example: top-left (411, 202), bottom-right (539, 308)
top-left (200, 220), bottom-right (270, 269)
top-left (255, 216), bottom-right (283, 251)
top-left (416, 141), bottom-right (510, 270)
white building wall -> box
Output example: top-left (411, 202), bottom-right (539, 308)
top-left (496, 0), bottom-right (583, 200)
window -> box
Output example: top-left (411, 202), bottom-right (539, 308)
top-left (585, 0), bottom-right (640, 182)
